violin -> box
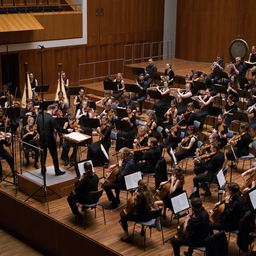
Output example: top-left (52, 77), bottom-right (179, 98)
top-left (195, 143), bottom-right (211, 155)
top-left (56, 109), bottom-right (63, 117)
top-left (228, 132), bottom-right (246, 146)
top-left (70, 122), bottom-right (80, 130)
top-left (170, 124), bottom-right (179, 137)
top-left (198, 151), bottom-right (216, 160)
top-left (133, 146), bottom-right (150, 152)
top-left (181, 134), bottom-right (193, 146)
top-left (134, 133), bottom-right (148, 148)
top-left (181, 110), bottom-right (192, 120)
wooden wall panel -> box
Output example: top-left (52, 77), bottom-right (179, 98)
top-left (176, 0), bottom-right (256, 62)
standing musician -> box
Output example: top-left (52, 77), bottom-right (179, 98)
top-left (96, 90), bottom-right (112, 106)
top-left (112, 73), bottom-right (125, 101)
top-left (21, 116), bottom-right (39, 169)
top-left (132, 125), bottom-right (149, 163)
top-left (163, 99), bottom-right (178, 128)
top-left (132, 73), bottom-right (150, 115)
top-left (174, 125), bottom-right (198, 164)
top-left (146, 110), bottom-right (157, 133)
top-left (160, 117), bottom-right (181, 155)
top-left (154, 165), bottom-right (184, 229)
top-left (209, 182), bottom-right (243, 232)
top-left (192, 142), bottom-right (224, 197)
top-left (161, 62), bottom-right (174, 86)
top-left (117, 93), bottom-right (136, 112)
top-left (244, 46), bottom-right (256, 72)
top-left (29, 73), bottom-right (38, 93)
top-left (37, 104), bottom-right (70, 176)
top-left (74, 88), bottom-right (86, 113)
top-left (176, 83), bottom-right (193, 115)
top-left (135, 137), bottom-right (161, 174)
top-left (223, 94), bottom-right (237, 128)
top-left (76, 100), bottom-right (94, 121)
top-left (222, 123), bottom-right (251, 169)
top-left (119, 179), bottom-right (153, 242)
top-left (56, 91), bottom-right (68, 116)
top-left (193, 88), bottom-right (214, 131)
top-left (171, 197), bottom-right (210, 256)
top-left (0, 131), bottom-right (14, 181)
top-left (194, 133), bottom-right (219, 175)
top-left (60, 114), bottom-right (84, 167)
top-left (19, 99), bottom-right (35, 120)
top-left (67, 162), bottom-right (99, 220)
top-left (0, 84), bottom-right (10, 104)
top-left (179, 102), bottom-right (195, 127)
top-left (104, 147), bottom-right (136, 210)
top-left (86, 115), bottom-right (111, 167)
top-left (212, 114), bottom-right (228, 148)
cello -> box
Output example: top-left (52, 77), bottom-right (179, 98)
top-left (101, 164), bottom-right (119, 189)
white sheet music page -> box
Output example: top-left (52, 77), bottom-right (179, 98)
top-left (249, 189), bottom-right (256, 210)
top-left (65, 132), bottom-right (89, 142)
top-left (124, 172), bottom-right (142, 190)
top-left (171, 192), bottom-right (190, 214)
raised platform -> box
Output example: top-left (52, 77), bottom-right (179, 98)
top-left (18, 166), bottom-right (77, 202)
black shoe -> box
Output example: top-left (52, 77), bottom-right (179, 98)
top-left (184, 252), bottom-right (192, 256)
top-left (55, 170), bottom-right (66, 176)
top-left (64, 160), bottom-right (69, 166)
top-left (105, 203), bottom-right (117, 210)
top-left (121, 237), bottom-right (130, 243)
top-left (201, 191), bottom-right (212, 197)
top-left (138, 112), bottom-right (142, 115)
top-left (75, 212), bottom-right (83, 220)
top-left (34, 163), bottom-right (39, 169)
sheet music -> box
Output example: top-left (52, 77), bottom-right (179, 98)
top-left (100, 144), bottom-right (110, 160)
top-left (171, 192), bottom-right (190, 214)
top-left (249, 189), bottom-right (256, 210)
top-left (64, 132), bottom-right (89, 142)
top-left (124, 172), bottom-right (142, 190)
top-left (216, 169), bottom-right (226, 189)
top-left (77, 160), bottom-right (95, 176)
top-left (170, 147), bottom-right (177, 165)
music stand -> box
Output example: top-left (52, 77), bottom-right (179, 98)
top-left (103, 81), bottom-right (117, 91)
top-left (81, 117), bottom-right (100, 128)
top-left (237, 76), bottom-right (249, 85)
top-left (115, 119), bottom-right (131, 133)
top-left (213, 84), bottom-right (227, 107)
top-left (68, 86), bottom-right (84, 96)
top-left (124, 83), bottom-right (140, 93)
top-left (173, 75), bottom-right (186, 86)
top-left (213, 71), bottom-right (229, 79)
top-left (55, 117), bottom-right (68, 128)
top-left (207, 106), bottom-right (223, 127)
top-left (193, 81), bottom-right (206, 91)
top-left (248, 187), bottom-right (256, 211)
top-left (116, 108), bottom-right (126, 117)
top-left (148, 90), bottom-right (162, 101)
top-left (132, 67), bottom-right (145, 76)
top-left (185, 97), bottom-right (200, 109)
top-left (216, 168), bottom-right (227, 200)
top-left (35, 85), bottom-right (49, 93)
top-left (163, 94), bottom-right (175, 105)
top-left (233, 110), bottom-right (249, 123)
top-left (151, 129), bottom-right (163, 143)
top-left (87, 101), bottom-right (96, 110)
top-left (41, 100), bottom-right (55, 111)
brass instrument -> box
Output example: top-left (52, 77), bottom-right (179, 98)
top-left (211, 61), bottom-right (219, 70)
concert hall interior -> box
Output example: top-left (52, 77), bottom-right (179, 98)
top-left (1, 0), bottom-right (256, 256)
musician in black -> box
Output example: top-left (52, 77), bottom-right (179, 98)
top-left (74, 88), bottom-right (85, 113)
top-left (56, 91), bottom-right (68, 116)
top-left (104, 147), bottom-right (136, 210)
top-left (135, 137), bottom-right (161, 174)
top-left (244, 46), bottom-right (256, 72)
top-left (67, 162), bottom-right (99, 220)
top-left (19, 99), bottom-right (34, 120)
top-left (222, 123), bottom-right (251, 169)
top-left (145, 58), bottom-right (157, 79)
top-left (192, 142), bottom-right (224, 197)
top-left (29, 73), bottom-right (38, 94)
top-left (247, 103), bottom-right (256, 131)
top-left (179, 102), bottom-right (195, 127)
top-left (161, 62), bottom-right (174, 86)
top-left (0, 84), bottom-right (9, 105)
top-left (61, 72), bottom-right (69, 94)
top-left (96, 90), bottom-right (112, 106)
top-left (132, 73), bottom-right (150, 115)
top-left (226, 75), bottom-right (240, 102)
top-left (37, 104), bottom-right (69, 176)
top-left (223, 94), bottom-right (238, 128)
top-left (120, 179), bottom-right (153, 242)
top-left (209, 182), bottom-right (243, 232)
top-left (32, 92), bottom-right (40, 109)
top-left (117, 93), bottom-right (136, 112)
top-left (171, 197), bottom-right (210, 256)
top-left (21, 116), bottom-right (39, 169)
top-left (112, 73), bottom-right (125, 101)
top-left (163, 99), bottom-right (178, 129)
top-left (212, 114), bottom-right (228, 148)
top-left (176, 83), bottom-right (193, 115)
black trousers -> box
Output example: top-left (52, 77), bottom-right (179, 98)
top-left (23, 147), bottom-right (39, 164)
top-left (41, 144), bottom-right (60, 173)
top-left (0, 148), bottom-right (14, 178)
top-left (193, 173), bottom-right (209, 196)
top-left (120, 213), bottom-right (146, 232)
top-left (60, 141), bottom-right (77, 162)
top-left (104, 180), bottom-right (126, 204)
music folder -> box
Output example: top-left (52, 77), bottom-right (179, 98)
top-left (103, 81), bottom-right (117, 91)
top-left (35, 85), bottom-right (49, 92)
top-left (125, 83), bottom-right (140, 93)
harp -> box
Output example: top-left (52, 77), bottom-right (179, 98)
top-left (21, 62), bottom-right (33, 108)
top-left (55, 63), bottom-right (68, 104)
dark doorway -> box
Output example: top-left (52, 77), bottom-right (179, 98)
top-left (1, 53), bottom-right (20, 97)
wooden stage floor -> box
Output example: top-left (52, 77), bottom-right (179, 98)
top-left (0, 58), bottom-right (254, 256)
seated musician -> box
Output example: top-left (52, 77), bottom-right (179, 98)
top-left (160, 117), bottom-right (181, 155)
top-left (29, 73), bottom-right (38, 93)
top-left (179, 102), bottom-right (195, 128)
top-left (223, 95), bottom-right (237, 128)
top-left (19, 99), bottom-right (35, 120)
top-left (222, 123), bottom-right (251, 169)
top-left (76, 100), bottom-right (94, 121)
top-left (0, 84), bottom-right (10, 104)
top-left (97, 102), bottom-right (114, 124)
top-left (244, 46), bottom-right (256, 72)
top-left (171, 197), bottom-right (210, 256)
top-left (247, 104), bottom-right (256, 132)
top-left (67, 162), bottom-right (99, 220)
top-left (209, 182), bottom-right (243, 232)
top-left (0, 132), bottom-right (14, 181)
top-left (56, 91), bottom-right (68, 116)
top-left (0, 109), bottom-right (7, 130)
top-left (117, 105), bottom-right (137, 149)
top-left (135, 137), bottom-right (161, 174)
top-left (112, 73), bottom-right (125, 101)
top-left (174, 125), bottom-right (197, 164)
top-left (192, 142), bottom-right (224, 197)
top-left (87, 115), bottom-right (111, 167)
top-left (226, 75), bottom-right (240, 102)
top-left (60, 114), bottom-right (84, 167)
top-left (154, 165), bottom-right (184, 230)
top-left (241, 166), bottom-right (256, 197)
top-left (247, 80), bottom-right (256, 107)
top-left (96, 90), bottom-right (112, 106)
top-left (146, 110), bottom-right (157, 133)
top-left (205, 54), bottom-right (225, 88)
top-left (104, 147), bottom-right (136, 210)
top-left (21, 116), bottom-right (39, 169)
top-left (132, 125), bottom-right (149, 163)
top-left (120, 179), bottom-right (153, 242)
top-left (176, 83), bottom-right (193, 115)
top-left (74, 88), bottom-right (85, 113)
top-left (193, 88), bottom-right (214, 131)
top-left (132, 73), bottom-right (150, 115)
top-left (163, 99), bottom-right (178, 128)
top-left (117, 93), bottom-right (136, 112)
top-left (32, 92), bottom-right (40, 109)
top-left (194, 133), bottom-right (218, 175)
top-left (212, 114), bottom-right (228, 148)
top-left (153, 81), bottom-right (171, 119)
top-left (4, 94), bottom-right (15, 108)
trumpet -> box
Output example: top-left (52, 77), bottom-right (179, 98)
top-left (211, 61), bottom-right (219, 70)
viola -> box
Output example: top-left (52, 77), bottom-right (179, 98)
top-left (170, 124), bottom-right (179, 137)
top-left (228, 132), bottom-right (246, 145)
top-left (133, 146), bottom-right (150, 152)
top-left (198, 151), bottom-right (216, 160)
top-left (181, 134), bottom-right (193, 146)
top-left (70, 122), bottom-right (80, 130)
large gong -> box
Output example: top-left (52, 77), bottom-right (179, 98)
top-left (229, 39), bottom-right (249, 62)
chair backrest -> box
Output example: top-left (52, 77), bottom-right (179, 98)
top-left (110, 131), bottom-right (117, 140)
top-left (156, 126), bottom-right (163, 134)
top-left (197, 140), bottom-right (203, 148)
top-left (86, 190), bottom-right (103, 202)
top-left (227, 129), bottom-right (234, 138)
top-left (146, 208), bottom-right (162, 221)
top-left (252, 141), bottom-right (256, 151)
top-left (193, 120), bottom-right (201, 129)
top-left (205, 230), bottom-right (228, 256)
top-left (180, 131), bottom-right (185, 139)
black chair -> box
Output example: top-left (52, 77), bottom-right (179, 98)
top-left (131, 208), bottom-right (164, 251)
top-left (154, 156), bottom-right (167, 189)
top-left (79, 190), bottom-right (106, 230)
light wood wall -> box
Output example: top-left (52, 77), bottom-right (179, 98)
top-left (175, 0), bottom-right (256, 62)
